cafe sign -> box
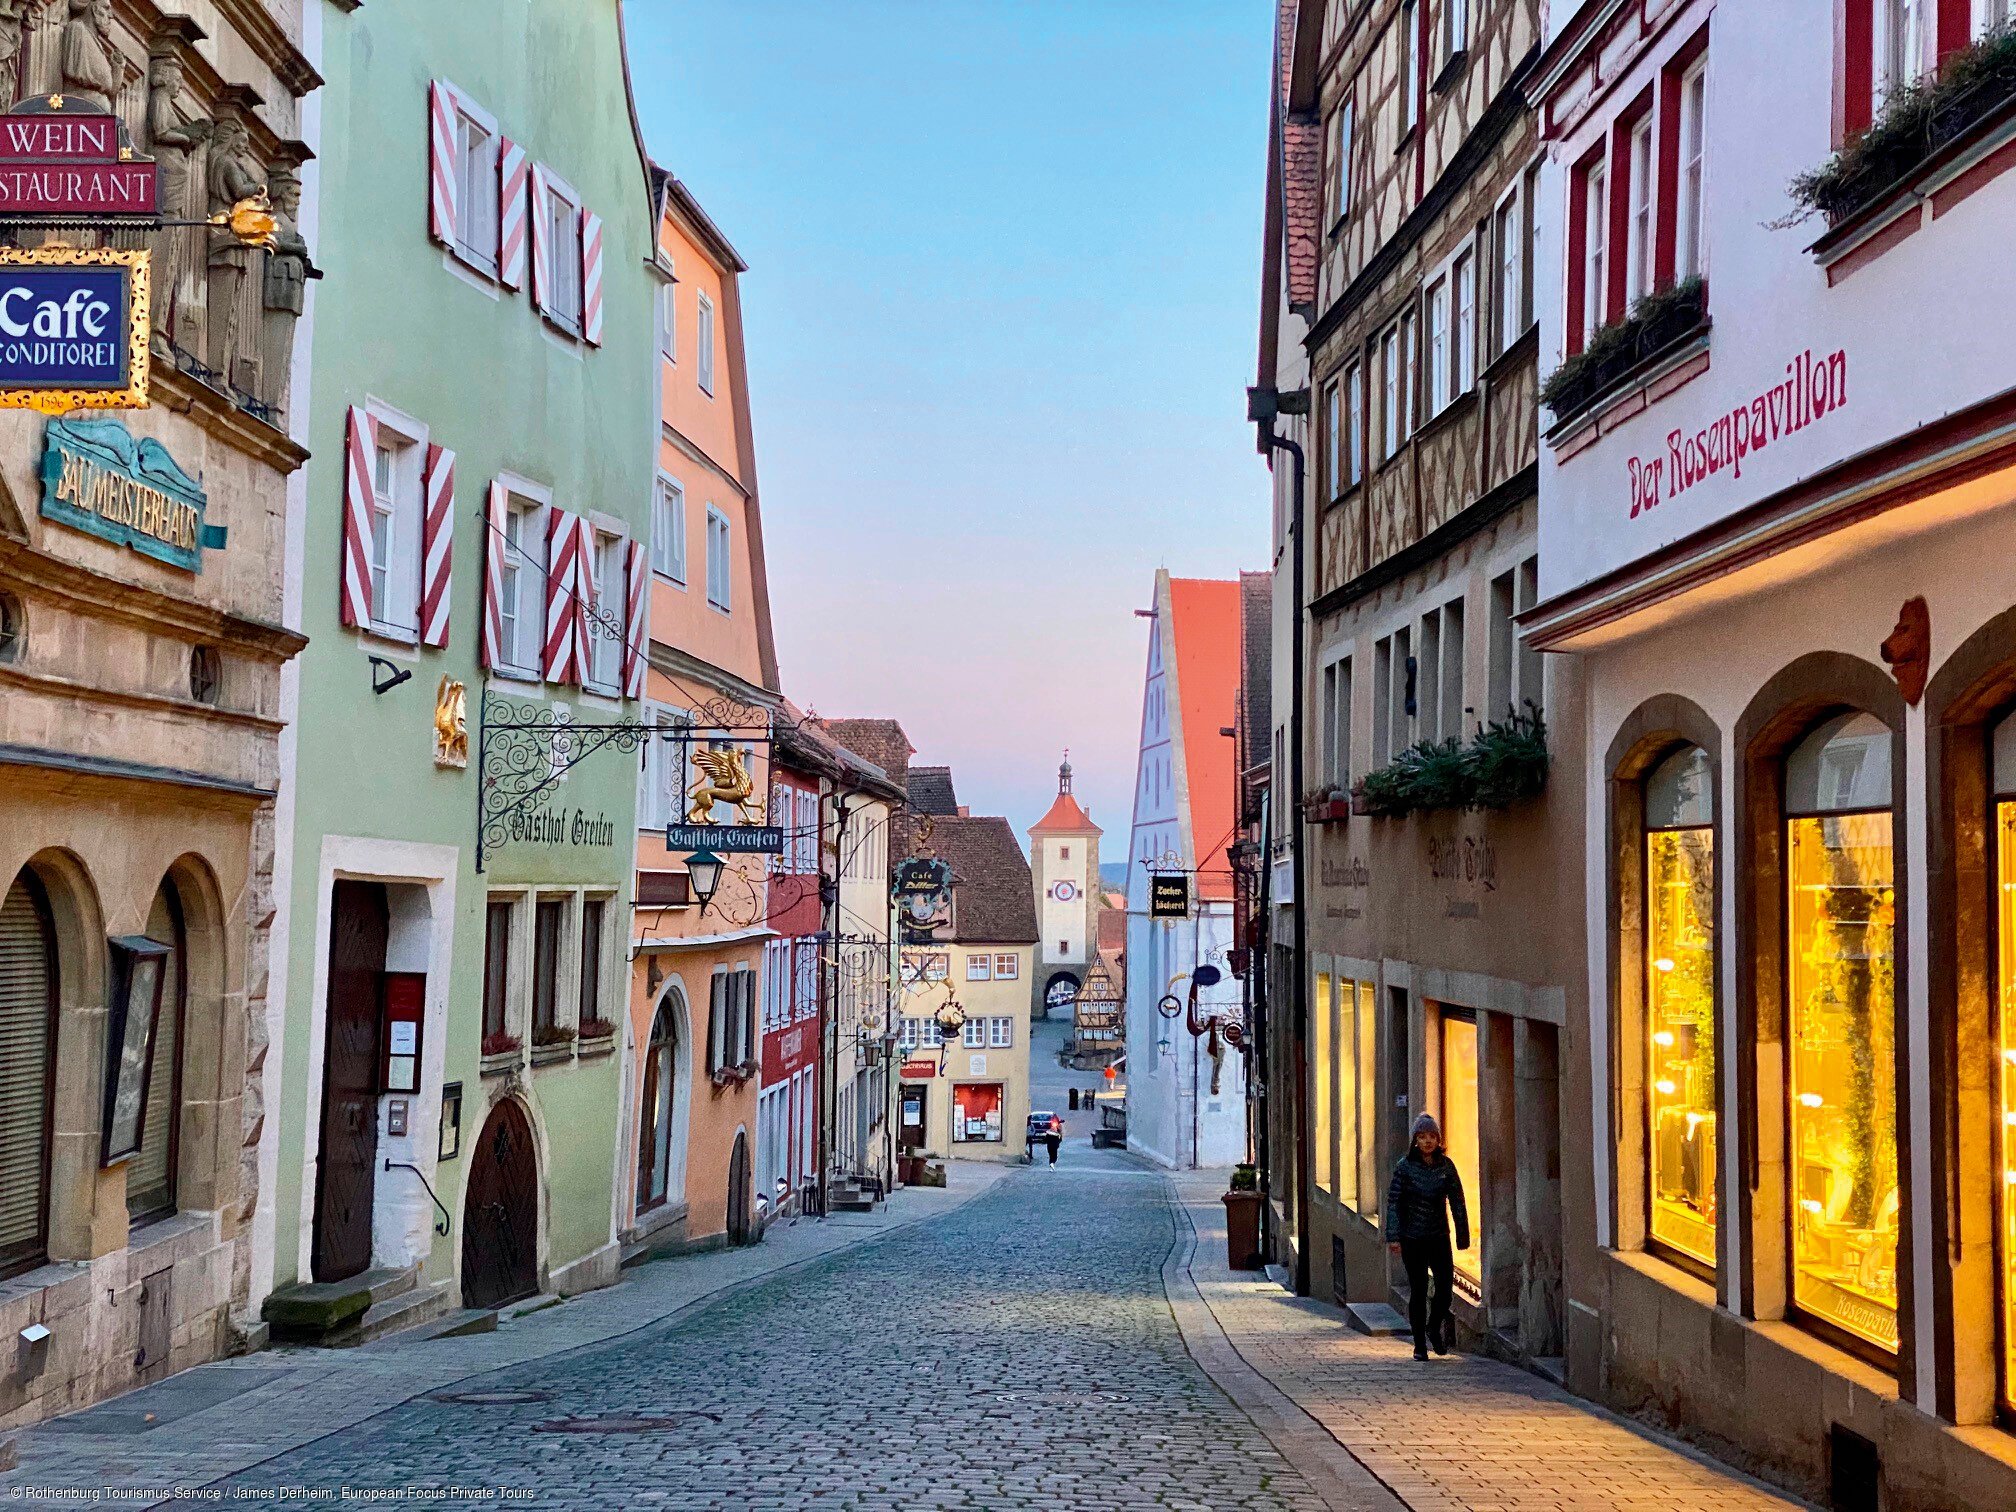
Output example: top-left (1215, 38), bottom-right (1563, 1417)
top-left (0, 246), bottom-right (149, 412)
top-left (39, 416), bottom-right (215, 572)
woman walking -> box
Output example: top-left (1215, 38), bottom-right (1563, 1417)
top-left (1385, 1113), bottom-right (1470, 1361)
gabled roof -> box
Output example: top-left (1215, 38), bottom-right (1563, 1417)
top-left (928, 815), bottom-right (1038, 945)
top-left (1031, 788), bottom-right (1100, 836)
top-left (1167, 576), bottom-right (1243, 902)
top-left (908, 765), bottom-right (959, 816)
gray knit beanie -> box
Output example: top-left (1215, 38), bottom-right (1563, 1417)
top-left (1411, 1113), bottom-right (1442, 1141)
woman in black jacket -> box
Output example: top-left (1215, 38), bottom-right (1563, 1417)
top-left (1385, 1113), bottom-right (1470, 1360)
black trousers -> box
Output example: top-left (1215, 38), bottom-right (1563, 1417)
top-left (1401, 1236), bottom-right (1454, 1347)
top-left (1045, 1137), bottom-right (1060, 1164)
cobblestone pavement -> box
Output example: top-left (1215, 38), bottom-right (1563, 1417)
top-left (1174, 1174), bottom-right (1814, 1512)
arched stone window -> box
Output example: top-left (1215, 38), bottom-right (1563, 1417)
top-left (1783, 711), bottom-right (1899, 1355)
top-left (1645, 745), bottom-right (1716, 1271)
top-left (127, 877), bottom-right (187, 1223)
top-left (0, 868), bottom-right (57, 1277)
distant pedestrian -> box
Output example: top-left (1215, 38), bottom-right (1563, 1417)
top-left (1044, 1130), bottom-right (1061, 1167)
top-left (1385, 1113), bottom-right (1470, 1361)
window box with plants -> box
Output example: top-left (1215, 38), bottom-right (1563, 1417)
top-left (577, 1017), bottom-right (617, 1056)
top-left (1352, 705), bottom-right (1549, 819)
top-left (530, 1022), bottom-right (576, 1066)
top-left (1303, 787), bottom-right (1353, 824)
top-left (1541, 278), bottom-right (1707, 430)
top-left (480, 1030), bottom-right (522, 1075)
top-left (1792, 25), bottom-right (2016, 239)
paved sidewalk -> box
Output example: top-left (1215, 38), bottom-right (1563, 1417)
top-left (1171, 1172), bottom-right (1812, 1512)
top-left (0, 1162), bottom-right (1008, 1505)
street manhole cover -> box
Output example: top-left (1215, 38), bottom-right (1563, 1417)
top-left (433, 1390), bottom-right (551, 1406)
top-left (533, 1412), bottom-right (718, 1434)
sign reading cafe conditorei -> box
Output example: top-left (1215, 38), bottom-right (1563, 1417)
top-left (39, 416), bottom-right (216, 571)
top-left (0, 246), bottom-right (149, 412)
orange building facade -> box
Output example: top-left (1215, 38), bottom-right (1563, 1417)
top-left (622, 171), bottom-right (784, 1256)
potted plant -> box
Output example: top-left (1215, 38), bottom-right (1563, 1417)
top-left (1222, 1165), bottom-right (1264, 1271)
top-left (577, 1016), bottom-right (617, 1054)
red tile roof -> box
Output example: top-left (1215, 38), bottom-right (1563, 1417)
top-left (1169, 577), bottom-right (1243, 902)
top-left (1030, 789), bottom-right (1100, 835)
top-left (1279, 0), bottom-right (1321, 312)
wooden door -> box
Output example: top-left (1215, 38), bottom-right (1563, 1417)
top-left (900, 1083), bottom-right (926, 1149)
top-left (462, 1099), bottom-right (538, 1308)
top-left (726, 1128), bottom-right (751, 1244)
top-left (311, 880), bottom-right (388, 1282)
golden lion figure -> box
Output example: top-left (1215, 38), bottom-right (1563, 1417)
top-left (689, 746), bottom-right (760, 823)
top-left (432, 676), bottom-right (468, 769)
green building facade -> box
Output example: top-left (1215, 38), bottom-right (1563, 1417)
top-left (265, 0), bottom-right (661, 1325)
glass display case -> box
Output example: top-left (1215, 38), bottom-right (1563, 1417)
top-left (1645, 746), bottom-right (1716, 1269)
top-left (1785, 713), bottom-right (1897, 1354)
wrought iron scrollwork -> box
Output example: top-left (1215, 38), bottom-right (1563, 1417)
top-left (476, 692), bottom-right (658, 872)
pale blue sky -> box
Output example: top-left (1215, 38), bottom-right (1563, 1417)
top-left (624, 0), bottom-right (1270, 846)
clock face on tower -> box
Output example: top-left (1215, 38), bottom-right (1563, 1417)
top-left (1049, 879), bottom-right (1078, 903)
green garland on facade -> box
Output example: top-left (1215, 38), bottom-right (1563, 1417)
top-left (1355, 705), bottom-right (1549, 819)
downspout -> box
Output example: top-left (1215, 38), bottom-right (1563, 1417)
top-left (1260, 423), bottom-right (1309, 1298)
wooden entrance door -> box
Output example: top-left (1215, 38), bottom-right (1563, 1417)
top-left (900, 1083), bottom-right (927, 1149)
top-left (462, 1099), bottom-right (538, 1308)
top-left (726, 1129), bottom-right (751, 1244)
top-left (311, 880), bottom-right (388, 1282)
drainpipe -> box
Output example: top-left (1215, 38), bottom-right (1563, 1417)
top-left (1255, 397), bottom-right (1309, 1297)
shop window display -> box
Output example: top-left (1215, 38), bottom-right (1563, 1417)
top-left (1646, 746), bottom-right (1716, 1269)
top-left (1784, 713), bottom-right (1898, 1354)
top-left (1439, 1010), bottom-right (1481, 1300)
top-left (1992, 713), bottom-right (2016, 1411)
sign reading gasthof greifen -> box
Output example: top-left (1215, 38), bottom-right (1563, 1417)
top-left (0, 247), bottom-right (148, 412)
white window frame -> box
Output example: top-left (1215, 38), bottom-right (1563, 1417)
top-left (994, 953), bottom-right (1019, 981)
top-left (1583, 159), bottom-right (1609, 339)
top-left (1444, 0), bottom-right (1469, 60)
top-left (1330, 100), bottom-right (1355, 223)
top-left (1401, 1), bottom-right (1421, 134)
top-left (364, 401), bottom-right (429, 645)
top-left (1425, 276), bottom-right (1450, 414)
top-left (1345, 361), bottom-right (1364, 486)
top-left (496, 472), bottom-right (552, 680)
top-left (967, 954), bottom-right (993, 982)
top-left (659, 276), bottom-right (677, 363)
top-left (962, 1018), bottom-right (985, 1050)
top-left (1320, 648), bottom-right (1353, 787)
top-left (1976, 0), bottom-right (2015, 35)
top-left (706, 505), bottom-right (732, 612)
top-left (637, 702), bottom-right (692, 832)
top-left (585, 523), bottom-right (625, 695)
top-left (1323, 377), bottom-right (1342, 498)
top-left (446, 85), bottom-right (501, 277)
top-left (652, 473), bottom-right (687, 585)
top-left (1879, 0), bottom-right (1927, 106)
top-left (540, 168), bottom-right (586, 337)
top-left (1454, 249), bottom-right (1476, 393)
top-left (988, 1017), bottom-right (1013, 1050)
top-left (1675, 58), bottom-right (1708, 283)
top-left (1494, 183), bottom-right (1523, 356)
top-left (1625, 114), bottom-right (1654, 306)
top-left (696, 291), bottom-right (717, 396)
top-left (1381, 326), bottom-right (1401, 460)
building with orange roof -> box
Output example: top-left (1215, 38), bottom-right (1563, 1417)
top-left (1028, 757), bottom-right (1102, 1021)
top-left (1123, 570), bottom-right (1249, 1169)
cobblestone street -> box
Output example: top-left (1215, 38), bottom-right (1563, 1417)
top-left (1, 1141), bottom-right (1817, 1511)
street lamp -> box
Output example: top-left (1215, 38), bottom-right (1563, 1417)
top-left (686, 848), bottom-right (725, 911)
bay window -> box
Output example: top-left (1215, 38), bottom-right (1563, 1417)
top-left (1644, 746), bottom-right (1716, 1270)
top-left (1784, 713), bottom-right (1898, 1354)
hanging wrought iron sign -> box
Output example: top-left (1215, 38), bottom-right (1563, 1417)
top-left (893, 857), bottom-right (953, 944)
top-left (0, 97), bottom-right (158, 220)
top-left (668, 744), bottom-right (780, 851)
top-left (1150, 872), bottom-right (1191, 919)
top-left (666, 821), bottom-right (783, 854)
top-left (39, 415), bottom-right (215, 569)
top-left (0, 245), bottom-right (148, 411)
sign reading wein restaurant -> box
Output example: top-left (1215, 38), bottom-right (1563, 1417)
top-left (0, 97), bottom-right (158, 219)
top-left (39, 416), bottom-right (215, 571)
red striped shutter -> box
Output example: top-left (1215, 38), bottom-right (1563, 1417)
top-left (419, 444), bottom-right (454, 648)
top-left (542, 507), bottom-right (580, 684)
top-left (622, 538), bottom-right (647, 699)
top-left (480, 480), bottom-right (508, 670)
top-left (339, 406), bottom-right (376, 629)
top-left (581, 209), bottom-right (604, 345)
top-left (570, 515), bottom-right (594, 685)
top-left (528, 163), bottom-right (551, 315)
top-left (498, 138), bottom-right (528, 290)
top-left (428, 81), bottom-right (458, 249)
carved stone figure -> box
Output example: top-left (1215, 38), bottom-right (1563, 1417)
top-left (59, 0), bottom-right (117, 109)
top-left (260, 164), bottom-right (313, 410)
top-left (145, 52), bottom-right (209, 351)
top-left (205, 116), bottom-right (264, 388)
top-left (0, 0), bottom-right (41, 107)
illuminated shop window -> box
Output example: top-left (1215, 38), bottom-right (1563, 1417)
top-left (1785, 713), bottom-right (1898, 1353)
top-left (1646, 746), bottom-right (1717, 1270)
top-left (1314, 973), bottom-right (1335, 1197)
top-left (1992, 713), bottom-right (2016, 1412)
top-left (1440, 1009), bottom-right (1480, 1299)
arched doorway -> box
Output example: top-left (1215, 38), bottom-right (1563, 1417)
top-left (636, 989), bottom-right (685, 1215)
top-left (312, 879), bottom-right (388, 1282)
top-left (463, 1099), bottom-right (538, 1308)
top-left (726, 1129), bottom-right (751, 1244)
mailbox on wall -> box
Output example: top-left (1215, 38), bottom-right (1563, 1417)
top-left (382, 972), bottom-right (425, 1095)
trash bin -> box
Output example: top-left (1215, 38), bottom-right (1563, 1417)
top-left (1068, 1088), bottom-right (1079, 1109)
top-left (1221, 1190), bottom-right (1264, 1270)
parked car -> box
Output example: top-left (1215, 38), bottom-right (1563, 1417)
top-left (1026, 1111), bottom-right (1062, 1141)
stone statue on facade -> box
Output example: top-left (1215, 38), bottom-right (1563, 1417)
top-left (59, 0), bottom-right (117, 109)
top-left (205, 115), bottom-right (264, 390)
top-left (0, 0), bottom-right (42, 108)
top-left (260, 163), bottom-right (316, 413)
top-left (145, 51), bottom-right (209, 353)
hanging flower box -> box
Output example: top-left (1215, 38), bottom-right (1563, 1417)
top-left (1540, 279), bottom-right (1707, 427)
top-left (577, 1017), bottom-right (617, 1056)
top-left (1302, 787), bottom-right (1352, 824)
top-left (1354, 706), bottom-right (1550, 819)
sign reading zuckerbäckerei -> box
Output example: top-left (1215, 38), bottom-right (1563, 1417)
top-left (0, 248), bottom-right (148, 411)
top-left (1149, 873), bottom-right (1191, 919)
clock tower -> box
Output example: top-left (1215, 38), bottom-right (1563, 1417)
top-left (1028, 756), bottom-right (1102, 1019)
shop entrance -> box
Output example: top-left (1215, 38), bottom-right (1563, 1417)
top-left (312, 880), bottom-right (388, 1283)
top-left (900, 1083), bottom-right (928, 1148)
top-left (462, 1099), bottom-right (538, 1308)
top-left (726, 1129), bottom-right (752, 1244)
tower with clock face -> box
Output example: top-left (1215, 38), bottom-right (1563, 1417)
top-left (1028, 756), bottom-right (1102, 1019)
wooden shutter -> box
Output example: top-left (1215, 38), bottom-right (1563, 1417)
top-left (480, 480), bottom-right (508, 670)
top-left (621, 539), bottom-right (648, 700)
top-left (707, 972), bottom-right (725, 1073)
top-left (541, 508), bottom-right (580, 684)
top-left (0, 874), bottom-right (55, 1268)
top-left (528, 163), bottom-right (552, 314)
top-left (581, 209), bottom-right (604, 345)
top-left (420, 444), bottom-right (454, 649)
top-left (339, 406), bottom-right (376, 629)
top-left (739, 969), bottom-right (755, 1067)
top-left (498, 137), bottom-right (529, 289)
top-left (427, 81), bottom-right (458, 248)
